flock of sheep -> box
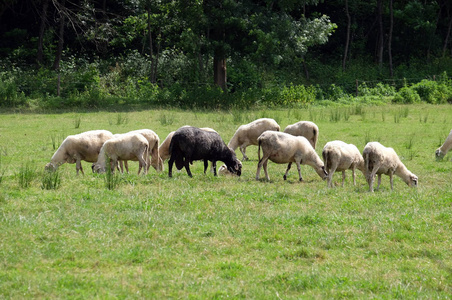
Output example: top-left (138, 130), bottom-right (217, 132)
top-left (45, 118), bottom-right (452, 191)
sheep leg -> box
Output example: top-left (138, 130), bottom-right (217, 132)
top-left (256, 155), bottom-right (270, 180)
top-left (352, 168), bottom-right (356, 186)
top-left (327, 166), bottom-right (337, 188)
top-left (76, 159), bottom-right (84, 175)
top-left (377, 174), bottom-right (382, 190)
top-left (368, 162), bottom-right (381, 192)
top-left (295, 161), bottom-right (303, 182)
top-left (184, 158), bottom-right (193, 178)
top-left (283, 163), bottom-right (292, 181)
top-left (203, 160), bottom-right (209, 174)
top-left (327, 161), bottom-right (338, 188)
top-left (389, 172), bottom-right (394, 191)
top-left (341, 171), bottom-right (346, 187)
top-left (212, 161), bottom-right (217, 176)
top-left (240, 146), bottom-right (248, 161)
top-left (137, 155), bottom-right (148, 175)
top-left (168, 158), bottom-right (174, 177)
top-left (146, 155), bottom-right (151, 172)
top-left (263, 159), bottom-right (270, 181)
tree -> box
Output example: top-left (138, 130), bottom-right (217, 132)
top-left (178, 0), bottom-right (336, 91)
top-left (52, 0), bottom-right (66, 71)
top-left (343, 0), bottom-right (351, 71)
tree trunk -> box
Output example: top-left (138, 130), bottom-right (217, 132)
top-left (388, 0), bottom-right (394, 77)
top-left (147, 8), bottom-right (157, 84)
top-left (213, 50), bottom-right (227, 91)
top-left (377, 0), bottom-right (384, 69)
top-left (37, 0), bottom-right (49, 65)
top-left (342, 0), bottom-right (351, 71)
top-left (52, 0), bottom-right (66, 71)
top-left (443, 10), bottom-right (452, 57)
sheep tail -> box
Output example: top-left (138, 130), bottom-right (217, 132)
top-left (313, 128), bottom-right (318, 147)
top-left (322, 150), bottom-right (328, 170)
top-left (257, 139), bottom-right (262, 162)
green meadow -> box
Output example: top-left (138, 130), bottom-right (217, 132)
top-left (0, 105), bottom-right (451, 298)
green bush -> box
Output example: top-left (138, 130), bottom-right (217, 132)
top-left (411, 79), bottom-right (440, 103)
top-left (358, 82), bottom-right (396, 97)
top-left (0, 76), bottom-right (19, 106)
top-left (278, 84), bottom-right (316, 107)
top-left (393, 86), bottom-right (421, 104)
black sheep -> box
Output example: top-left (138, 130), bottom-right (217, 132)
top-left (168, 126), bottom-right (242, 177)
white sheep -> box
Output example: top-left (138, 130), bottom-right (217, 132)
top-left (363, 141), bottom-right (418, 192)
top-left (45, 130), bottom-right (114, 174)
top-left (322, 140), bottom-right (365, 188)
top-left (92, 133), bottom-right (149, 175)
top-left (435, 129), bottom-right (452, 160)
top-left (283, 121), bottom-right (319, 149)
top-left (121, 129), bottom-right (163, 172)
top-left (256, 131), bottom-right (327, 181)
top-left (228, 118), bottom-right (280, 161)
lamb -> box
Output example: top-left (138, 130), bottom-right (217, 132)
top-left (363, 141), bottom-right (418, 192)
top-left (92, 133), bottom-right (149, 175)
top-left (435, 129), bottom-right (452, 160)
top-left (256, 131), bottom-right (327, 182)
top-left (228, 118), bottom-right (280, 161)
top-left (322, 140), bottom-right (365, 188)
top-left (120, 129), bottom-right (163, 172)
top-left (283, 121), bottom-right (319, 149)
top-left (168, 126), bottom-right (242, 177)
top-left (45, 130), bottom-right (114, 174)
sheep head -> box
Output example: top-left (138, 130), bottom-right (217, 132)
top-left (435, 148), bottom-right (445, 160)
top-left (226, 159), bottom-right (242, 177)
top-left (45, 162), bottom-right (58, 172)
top-left (92, 163), bottom-right (106, 174)
top-left (314, 165), bottom-right (328, 180)
top-left (408, 174), bottom-right (418, 187)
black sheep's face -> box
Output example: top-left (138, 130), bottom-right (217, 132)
top-left (229, 159), bottom-right (242, 176)
top-left (228, 159), bottom-right (242, 176)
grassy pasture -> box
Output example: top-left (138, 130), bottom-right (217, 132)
top-left (0, 104), bottom-right (451, 298)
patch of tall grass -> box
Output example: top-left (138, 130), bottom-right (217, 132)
top-left (104, 157), bottom-right (121, 190)
top-left (17, 161), bottom-right (37, 188)
top-left (41, 169), bottom-right (61, 190)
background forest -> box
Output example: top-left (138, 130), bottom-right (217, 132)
top-left (1, 0), bottom-right (452, 109)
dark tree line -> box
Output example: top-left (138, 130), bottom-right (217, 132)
top-left (1, 0), bottom-right (451, 90)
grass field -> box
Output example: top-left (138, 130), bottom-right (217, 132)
top-left (0, 104), bottom-right (451, 298)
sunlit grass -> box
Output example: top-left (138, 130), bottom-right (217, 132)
top-left (0, 105), bottom-right (451, 298)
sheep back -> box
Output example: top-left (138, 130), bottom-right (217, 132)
top-left (228, 118), bottom-right (280, 149)
top-left (283, 121), bottom-right (319, 149)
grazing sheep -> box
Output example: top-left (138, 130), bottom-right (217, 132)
top-left (159, 126), bottom-right (217, 162)
top-left (228, 118), bottom-right (280, 161)
top-left (322, 140), bottom-right (365, 188)
top-left (92, 133), bottom-right (149, 175)
top-left (284, 121), bottom-right (319, 149)
top-left (363, 142), bottom-right (418, 192)
top-left (126, 129), bottom-right (163, 172)
top-left (45, 130), bottom-right (114, 175)
top-left (168, 126), bottom-right (242, 177)
top-left (256, 131), bottom-right (327, 181)
top-left (435, 129), bottom-right (452, 160)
